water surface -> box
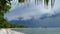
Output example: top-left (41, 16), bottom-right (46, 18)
top-left (12, 28), bottom-right (60, 34)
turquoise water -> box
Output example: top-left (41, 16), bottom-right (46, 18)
top-left (12, 28), bottom-right (60, 34)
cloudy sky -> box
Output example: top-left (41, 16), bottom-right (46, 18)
top-left (4, 0), bottom-right (60, 21)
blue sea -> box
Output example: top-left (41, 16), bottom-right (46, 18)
top-left (12, 28), bottom-right (60, 34)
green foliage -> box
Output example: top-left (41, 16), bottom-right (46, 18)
top-left (45, 0), bottom-right (49, 5)
top-left (0, 0), bottom-right (11, 12)
top-left (18, 0), bottom-right (25, 3)
top-left (0, 0), bottom-right (27, 28)
top-left (0, 18), bottom-right (27, 28)
top-left (0, 0), bottom-right (11, 28)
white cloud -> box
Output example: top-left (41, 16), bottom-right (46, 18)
top-left (5, 0), bottom-right (60, 21)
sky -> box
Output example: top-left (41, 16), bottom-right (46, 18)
top-left (4, 0), bottom-right (60, 21)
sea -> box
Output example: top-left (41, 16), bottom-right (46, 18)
top-left (12, 28), bottom-right (60, 34)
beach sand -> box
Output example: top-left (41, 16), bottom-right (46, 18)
top-left (0, 29), bottom-right (25, 34)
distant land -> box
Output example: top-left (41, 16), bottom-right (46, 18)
top-left (10, 14), bottom-right (60, 28)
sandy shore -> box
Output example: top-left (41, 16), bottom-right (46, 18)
top-left (0, 29), bottom-right (25, 34)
